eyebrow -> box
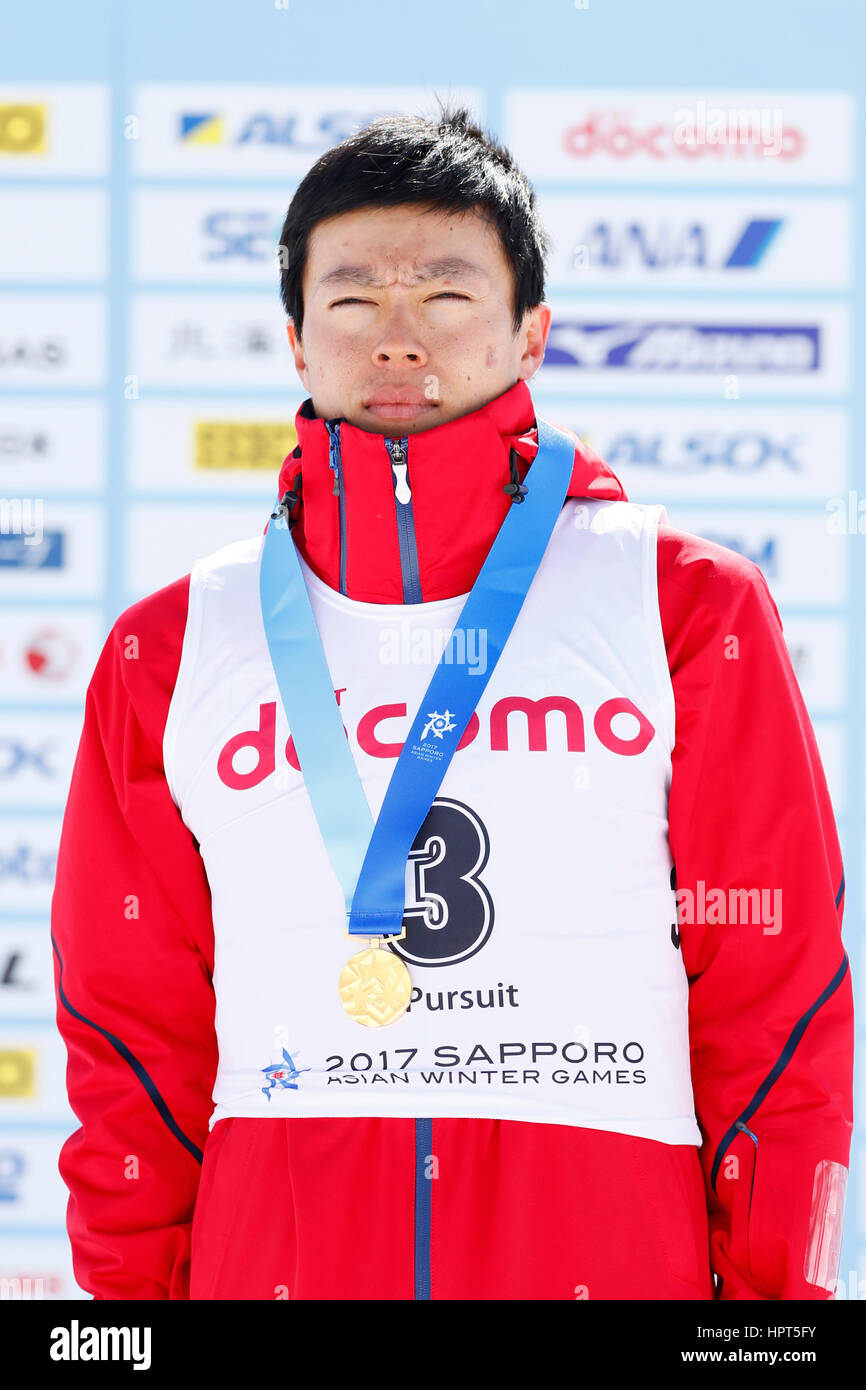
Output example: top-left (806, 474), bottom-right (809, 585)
top-left (315, 256), bottom-right (490, 290)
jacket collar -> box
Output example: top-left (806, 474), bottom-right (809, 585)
top-left (276, 377), bottom-right (626, 604)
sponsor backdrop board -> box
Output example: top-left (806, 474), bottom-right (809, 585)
top-left (0, 0), bottom-right (863, 1299)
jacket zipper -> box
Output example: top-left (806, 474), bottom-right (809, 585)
top-left (325, 420), bottom-right (347, 595)
top-left (735, 1118), bottom-right (759, 1224)
top-left (325, 422), bottom-right (430, 1292)
top-left (414, 1116), bottom-right (432, 1299)
top-left (385, 436), bottom-right (423, 604)
top-left (388, 435), bottom-right (427, 1292)
top-left (324, 427), bottom-right (422, 602)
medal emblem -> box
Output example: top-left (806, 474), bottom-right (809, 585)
top-left (339, 945), bottom-right (412, 1027)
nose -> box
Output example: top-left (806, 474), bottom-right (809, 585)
top-left (371, 304), bottom-right (429, 367)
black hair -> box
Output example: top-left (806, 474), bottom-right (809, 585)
top-left (277, 100), bottom-right (549, 339)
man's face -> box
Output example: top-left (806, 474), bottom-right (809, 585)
top-left (286, 202), bottom-right (551, 434)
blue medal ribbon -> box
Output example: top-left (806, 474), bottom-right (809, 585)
top-left (259, 416), bottom-right (576, 937)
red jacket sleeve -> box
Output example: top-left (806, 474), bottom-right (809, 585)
top-left (51, 576), bottom-right (218, 1300)
top-left (658, 522), bottom-right (854, 1301)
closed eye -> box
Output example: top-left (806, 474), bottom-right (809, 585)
top-left (330, 293), bottom-right (470, 306)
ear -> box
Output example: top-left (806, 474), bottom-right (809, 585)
top-left (517, 302), bottom-right (552, 381)
top-left (286, 320), bottom-right (311, 391)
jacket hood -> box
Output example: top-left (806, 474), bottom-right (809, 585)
top-left (274, 376), bottom-right (627, 604)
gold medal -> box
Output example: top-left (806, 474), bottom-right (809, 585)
top-left (339, 940), bottom-right (412, 1028)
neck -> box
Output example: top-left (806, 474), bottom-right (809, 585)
top-left (278, 379), bottom-right (540, 604)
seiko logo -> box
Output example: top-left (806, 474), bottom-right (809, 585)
top-left (217, 693), bottom-right (656, 790)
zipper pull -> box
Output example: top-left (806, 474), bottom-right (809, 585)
top-left (392, 461), bottom-right (411, 504)
top-left (387, 438), bottom-right (411, 503)
top-left (327, 422), bottom-right (341, 497)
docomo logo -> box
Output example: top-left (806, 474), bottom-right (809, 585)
top-left (562, 110), bottom-right (806, 162)
top-left (217, 692), bottom-right (656, 790)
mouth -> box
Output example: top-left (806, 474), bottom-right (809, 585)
top-left (364, 401), bottom-right (438, 420)
top-left (363, 389), bottom-right (439, 420)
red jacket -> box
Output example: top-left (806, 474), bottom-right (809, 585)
top-left (51, 377), bottom-right (853, 1300)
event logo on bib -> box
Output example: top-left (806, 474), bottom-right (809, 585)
top-left (419, 709), bottom-right (456, 742)
top-left (261, 1048), bottom-right (311, 1098)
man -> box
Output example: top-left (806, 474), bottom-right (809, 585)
top-left (52, 107), bottom-right (853, 1300)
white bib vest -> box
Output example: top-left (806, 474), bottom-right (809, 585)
top-left (163, 497), bottom-right (701, 1145)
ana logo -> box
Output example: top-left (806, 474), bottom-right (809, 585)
top-left (577, 217), bottom-right (783, 271)
top-left (420, 709), bottom-right (456, 742)
top-left (261, 1048), bottom-right (310, 1099)
top-left (389, 797), bottom-right (494, 969)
